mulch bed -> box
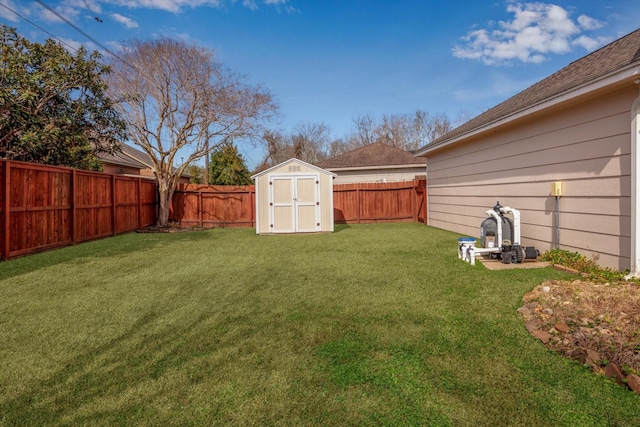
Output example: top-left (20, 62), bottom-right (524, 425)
top-left (518, 278), bottom-right (640, 395)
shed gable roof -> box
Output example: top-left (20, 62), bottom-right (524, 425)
top-left (317, 143), bottom-right (427, 169)
top-left (251, 158), bottom-right (336, 179)
top-left (418, 28), bottom-right (640, 154)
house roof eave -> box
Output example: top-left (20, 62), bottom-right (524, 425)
top-left (415, 63), bottom-right (640, 157)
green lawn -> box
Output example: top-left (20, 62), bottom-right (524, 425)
top-left (0, 223), bottom-right (638, 426)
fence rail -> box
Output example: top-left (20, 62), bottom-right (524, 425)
top-left (0, 160), bottom-right (157, 260)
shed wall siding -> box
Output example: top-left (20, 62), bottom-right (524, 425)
top-left (319, 172), bottom-right (334, 228)
top-left (426, 85), bottom-right (636, 270)
top-left (256, 173), bottom-right (269, 233)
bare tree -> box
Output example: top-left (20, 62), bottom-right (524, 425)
top-left (106, 38), bottom-right (276, 226)
top-left (291, 122), bottom-right (331, 164)
top-left (407, 111), bottom-right (453, 150)
top-left (327, 137), bottom-right (349, 158)
top-left (375, 114), bottom-right (408, 148)
top-left (345, 109), bottom-right (453, 152)
top-left (257, 130), bottom-right (289, 171)
top-left (258, 122), bottom-right (331, 169)
top-left (258, 110), bottom-right (455, 168)
top-left (351, 114), bottom-right (377, 147)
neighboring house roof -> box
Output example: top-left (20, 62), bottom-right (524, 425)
top-left (317, 143), bottom-right (427, 170)
top-left (416, 27), bottom-right (640, 156)
top-left (98, 143), bottom-right (192, 178)
top-left (251, 158), bottom-right (337, 179)
top-left (97, 143), bottom-right (149, 170)
top-left (118, 143), bottom-right (154, 168)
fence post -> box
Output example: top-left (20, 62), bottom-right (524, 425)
top-left (71, 169), bottom-right (76, 243)
top-left (199, 189), bottom-right (203, 227)
top-left (356, 186), bottom-right (361, 224)
top-left (3, 161), bottom-right (10, 260)
top-left (137, 177), bottom-right (142, 229)
top-left (412, 179), bottom-right (418, 223)
top-left (111, 175), bottom-right (117, 236)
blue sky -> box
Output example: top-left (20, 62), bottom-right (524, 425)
top-left (2, 1), bottom-right (639, 168)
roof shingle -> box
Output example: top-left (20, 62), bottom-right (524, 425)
top-left (317, 143), bottom-right (427, 169)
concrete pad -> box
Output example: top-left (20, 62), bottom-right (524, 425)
top-left (478, 257), bottom-right (550, 270)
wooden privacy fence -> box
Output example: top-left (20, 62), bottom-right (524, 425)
top-left (333, 178), bottom-right (427, 224)
top-left (0, 160), bottom-right (157, 260)
top-left (171, 183), bottom-right (256, 228)
top-left (1, 166), bottom-right (425, 260)
top-left (170, 178), bottom-right (427, 227)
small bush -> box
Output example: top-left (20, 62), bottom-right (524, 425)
top-left (540, 249), bottom-right (633, 283)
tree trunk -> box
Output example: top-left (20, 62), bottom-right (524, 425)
top-left (156, 185), bottom-right (175, 227)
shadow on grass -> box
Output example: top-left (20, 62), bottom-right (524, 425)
top-left (0, 230), bottom-right (217, 281)
top-left (0, 304), bottom-right (219, 425)
top-left (333, 223), bottom-right (352, 233)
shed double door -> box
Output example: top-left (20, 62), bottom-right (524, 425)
top-left (269, 174), bottom-right (320, 233)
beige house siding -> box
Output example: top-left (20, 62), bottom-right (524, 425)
top-left (426, 85), bottom-right (636, 270)
top-left (330, 167), bottom-right (426, 184)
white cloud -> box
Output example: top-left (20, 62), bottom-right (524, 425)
top-left (103, 1), bottom-right (220, 13)
top-left (238, 0), bottom-right (295, 12)
top-left (105, 40), bottom-right (124, 51)
top-left (241, 0), bottom-right (258, 11)
top-left (103, 0), bottom-right (288, 13)
top-left (452, 2), bottom-right (608, 65)
top-left (572, 35), bottom-right (612, 51)
top-left (58, 37), bottom-right (96, 53)
top-left (27, 0), bottom-right (289, 22)
top-left (577, 14), bottom-right (604, 31)
top-left (0, 0), bottom-right (21, 23)
top-left (111, 12), bottom-right (138, 28)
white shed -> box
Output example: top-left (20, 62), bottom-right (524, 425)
top-left (252, 158), bottom-right (336, 234)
